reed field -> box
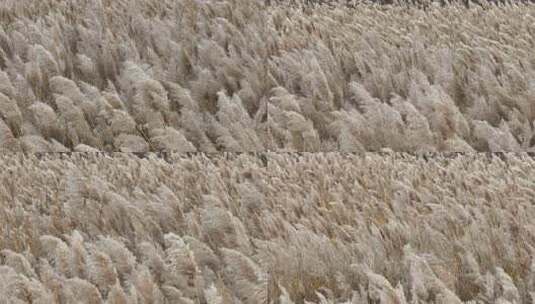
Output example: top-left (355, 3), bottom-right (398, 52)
top-left (0, 0), bottom-right (534, 151)
top-left (1, 0), bottom-right (535, 303)
top-left (1, 153), bottom-right (535, 303)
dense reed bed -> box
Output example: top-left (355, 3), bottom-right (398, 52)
top-left (1, 153), bottom-right (535, 303)
top-left (1, 0), bottom-right (535, 151)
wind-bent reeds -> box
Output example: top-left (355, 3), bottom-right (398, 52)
top-left (1, 153), bottom-right (535, 303)
top-left (0, 0), bottom-right (535, 151)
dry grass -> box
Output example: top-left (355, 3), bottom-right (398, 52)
top-left (0, 0), bottom-right (270, 152)
top-left (2, 0), bottom-right (535, 302)
top-left (1, 153), bottom-right (535, 303)
top-left (266, 0), bottom-right (535, 151)
top-left (0, 0), bottom-right (535, 151)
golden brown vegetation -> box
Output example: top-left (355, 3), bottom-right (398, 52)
top-left (267, 0), bottom-right (535, 151)
top-left (1, 153), bottom-right (535, 303)
top-left (1, 0), bottom-right (535, 151)
top-left (0, 0), bottom-right (270, 152)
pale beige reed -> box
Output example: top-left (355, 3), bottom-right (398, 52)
top-left (1, 0), bottom-right (535, 151)
top-left (1, 153), bottom-right (535, 303)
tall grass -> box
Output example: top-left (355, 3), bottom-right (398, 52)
top-left (0, 0), bottom-right (535, 151)
top-left (1, 153), bottom-right (535, 303)
top-left (0, 0), bottom-right (270, 152)
top-left (266, 0), bottom-right (535, 151)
